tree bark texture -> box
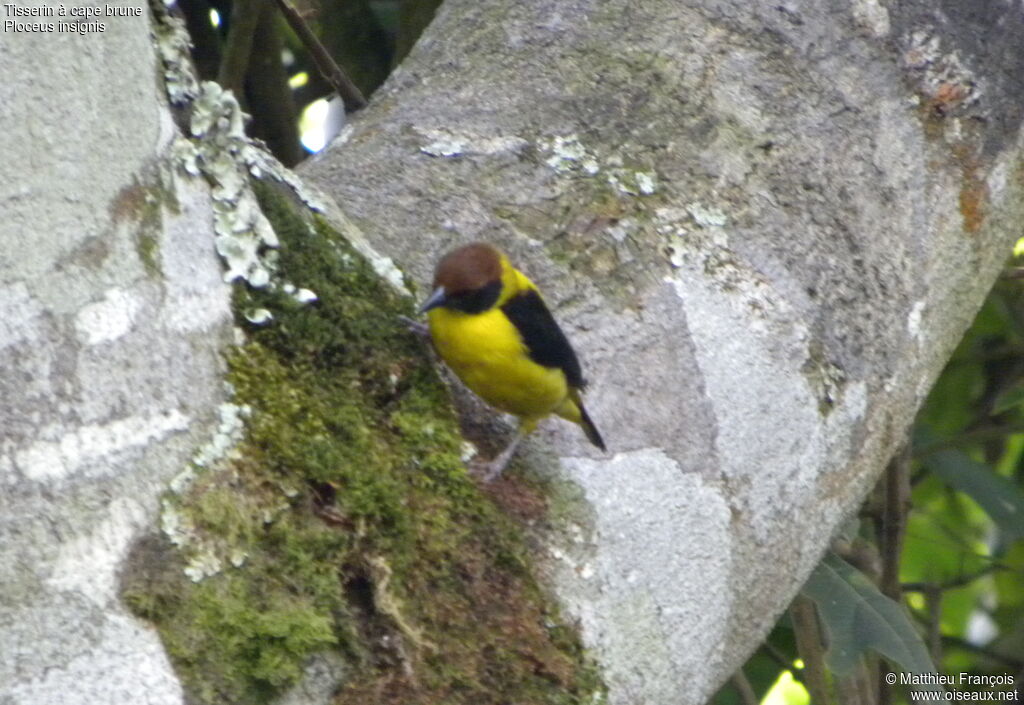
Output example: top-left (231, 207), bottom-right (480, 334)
top-left (303, 0), bottom-right (1024, 702)
top-left (0, 0), bottom-right (1022, 704)
top-left (0, 5), bottom-right (233, 703)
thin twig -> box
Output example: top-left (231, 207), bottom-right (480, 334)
top-left (878, 446), bottom-right (909, 703)
top-left (270, 0), bottom-right (368, 112)
top-left (791, 596), bottom-right (836, 705)
top-left (905, 609), bottom-right (1024, 669)
top-left (838, 661), bottom-right (875, 705)
top-left (763, 641), bottom-right (797, 671)
top-left (941, 634), bottom-right (1024, 669)
top-left (732, 668), bottom-right (759, 705)
top-left (914, 423), bottom-right (1024, 455)
top-left (903, 564), bottom-right (1004, 593)
top-left (879, 445), bottom-right (910, 600)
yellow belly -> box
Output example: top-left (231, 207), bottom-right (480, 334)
top-left (427, 306), bottom-right (568, 421)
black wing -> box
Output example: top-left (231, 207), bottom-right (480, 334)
top-left (501, 289), bottom-right (585, 389)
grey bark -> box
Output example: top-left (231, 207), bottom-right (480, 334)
top-left (0, 0), bottom-right (1021, 705)
top-left (303, 0), bottom-right (1024, 702)
top-left (0, 8), bottom-right (232, 704)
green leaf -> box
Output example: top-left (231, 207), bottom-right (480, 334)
top-left (918, 362), bottom-right (984, 436)
top-left (992, 386), bottom-right (1024, 415)
top-left (902, 489), bottom-right (992, 635)
top-left (801, 553), bottom-right (940, 689)
top-left (925, 450), bottom-right (1024, 543)
top-left (994, 541), bottom-right (1024, 614)
top-left (709, 652), bottom-right (787, 705)
top-left (711, 619), bottom-right (801, 705)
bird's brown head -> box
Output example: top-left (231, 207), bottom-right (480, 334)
top-left (420, 243), bottom-right (505, 314)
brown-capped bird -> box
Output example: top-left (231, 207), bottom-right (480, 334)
top-left (419, 243), bottom-right (605, 479)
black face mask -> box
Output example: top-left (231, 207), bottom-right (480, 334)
top-left (439, 280), bottom-right (503, 314)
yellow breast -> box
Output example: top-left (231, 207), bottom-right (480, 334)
top-left (427, 306), bottom-right (569, 421)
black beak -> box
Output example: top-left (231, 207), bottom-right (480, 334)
top-left (418, 286), bottom-right (447, 314)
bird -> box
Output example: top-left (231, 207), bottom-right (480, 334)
top-left (418, 242), bottom-right (605, 480)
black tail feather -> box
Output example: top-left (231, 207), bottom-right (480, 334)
top-left (578, 402), bottom-right (606, 452)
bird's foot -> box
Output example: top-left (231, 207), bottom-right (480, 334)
top-left (469, 458), bottom-right (511, 483)
top-left (476, 459), bottom-right (508, 483)
top-left (398, 315), bottom-right (430, 339)
top-left (472, 433), bottom-right (524, 483)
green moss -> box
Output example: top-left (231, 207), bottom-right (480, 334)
top-left (801, 339), bottom-right (846, 416)
top-left (122, 178), bottom-right (604, 705)
top-left (110, 173), bottom-right (180, 278)
top-left (137, 232), bottom-right (161, 276)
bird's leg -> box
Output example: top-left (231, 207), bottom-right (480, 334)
top-left (398, 315), bottom-right (430, 339)
top-left (481, 431), bottom-right (525, 482)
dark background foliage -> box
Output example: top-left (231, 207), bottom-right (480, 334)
top-left (172, 0), bottom-right (441, 165)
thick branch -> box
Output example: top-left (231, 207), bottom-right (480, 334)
top-left (245, 1), bottom-right (303, 165)
top-left (217, 0), bottom-right (263, 97)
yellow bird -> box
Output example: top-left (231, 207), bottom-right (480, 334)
top-left (419, 242), bottom-right (605, 479)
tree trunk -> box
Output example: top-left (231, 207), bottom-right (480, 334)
top-left (0, 6), bottom-right (232, 704)
top-left (302, 0), bottom-right (1024, 701)
top-left (1, 0), bottom-right (1022, 704)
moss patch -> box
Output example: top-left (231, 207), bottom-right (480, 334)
top-left (122, 178), bottom-right (604, 705)
top-left (110, 173), bottom-right (179, 278)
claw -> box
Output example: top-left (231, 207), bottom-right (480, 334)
top-left (476, 432), bottom-right (524, 483)
top-left (399, 315), bottom-right (430, 339)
